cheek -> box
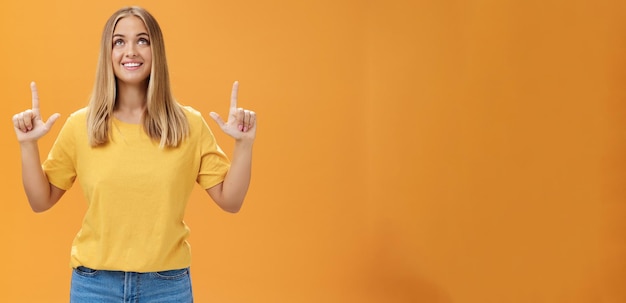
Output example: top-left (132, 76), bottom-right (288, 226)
top-left (142, 48), bottom-right (152, 61)
top-left (142, 50), bottom-right (152, 65)
top-left (111, 50), bottom-right (122, 63)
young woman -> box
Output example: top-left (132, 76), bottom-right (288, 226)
top-left (11, 6), bottom-right (256, 302)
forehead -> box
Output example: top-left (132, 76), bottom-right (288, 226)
top-left (113, 16), bottom-right (148, 34)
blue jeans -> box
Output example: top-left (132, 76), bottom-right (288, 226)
top-left (70, 266), bottom-right (193, 303)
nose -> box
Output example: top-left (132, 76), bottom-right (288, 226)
top-left (125, 44), bottom-right (138, 57)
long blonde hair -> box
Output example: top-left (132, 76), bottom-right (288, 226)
top-left (87, 6), bottom-right (189, 148)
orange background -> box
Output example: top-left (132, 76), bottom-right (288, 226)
top-left (1, 0), bottom-right (625, 302)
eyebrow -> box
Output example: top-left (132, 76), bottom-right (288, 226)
top-left (112, 32), bottom-right (149, 38)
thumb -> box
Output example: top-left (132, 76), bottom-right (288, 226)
top-left (45, 113), bottom-right (61, 129)
top-left (209, 112), bottom-right (225, 128)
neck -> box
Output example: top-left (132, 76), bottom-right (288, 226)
top-left (115, 81), bottom-right (148, 124)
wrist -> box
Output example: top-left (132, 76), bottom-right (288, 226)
top-left (19, 140), bottom-right (39, 148)
top-left (233, 138), bottom-right (254, 151)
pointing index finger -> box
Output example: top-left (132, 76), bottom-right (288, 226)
top-left (230, 81), bottom-right (239, 110)
top-left (31, 81), bottom-right (40, 110)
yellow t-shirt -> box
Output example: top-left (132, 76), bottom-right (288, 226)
top-left (42, 106), bottom-right (230, 272)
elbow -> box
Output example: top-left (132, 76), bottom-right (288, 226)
top-left (218, 198), bottom-right (244, 213)
top-left (221, 204), bottom-right (242, 214)
top-left (27, 197), bottom-right (55, 213)
top-left (30, 204), bottom-right (50, 213)
top-left (208, 186), bottom-right (245, 213)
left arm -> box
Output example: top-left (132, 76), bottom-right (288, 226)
top-left (206, 81), bottom-right (256, 213)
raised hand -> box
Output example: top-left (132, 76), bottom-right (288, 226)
top-left (12, 82), bottom-right (61, 143)
top-left (209, 81), bottom-right (256, 141)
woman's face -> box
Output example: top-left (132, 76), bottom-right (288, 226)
top-left (111, 16), bottom-right (152, 86)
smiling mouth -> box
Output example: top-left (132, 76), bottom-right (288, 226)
top-left (123, 62), bottom-right (142, 67)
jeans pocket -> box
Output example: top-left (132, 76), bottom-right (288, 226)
top-left (151, 268), bottom-right (189, 280)
top-left (74, 266), bottom-right (99, 277)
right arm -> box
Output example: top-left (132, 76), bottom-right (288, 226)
top-left (12, 82), bottom-right (64, 212)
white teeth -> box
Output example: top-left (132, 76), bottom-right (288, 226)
top-left (123, 62), bottom-right (141, 67)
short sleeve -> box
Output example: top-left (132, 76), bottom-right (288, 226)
top-left (42, 114), bottom-right (78, 190)
top-left (196, 115), bottom-right (230, 189)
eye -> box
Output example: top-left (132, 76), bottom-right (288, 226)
top-left (138, 38), bottom-right (150, 45)
top-left (113, 39), bottom-right (124, 47)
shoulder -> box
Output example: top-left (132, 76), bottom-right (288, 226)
top-left (179, 105), bottom-right (218, 140)
top-left (68, 107), bottom-right (88, 120)
top-left (180, 105), bottom-right (207, 125)
top-left (61, 107), bottom-right (88, 127)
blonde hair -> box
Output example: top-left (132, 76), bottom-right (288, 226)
top-left (87, 6), bottom-right (189, 147)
